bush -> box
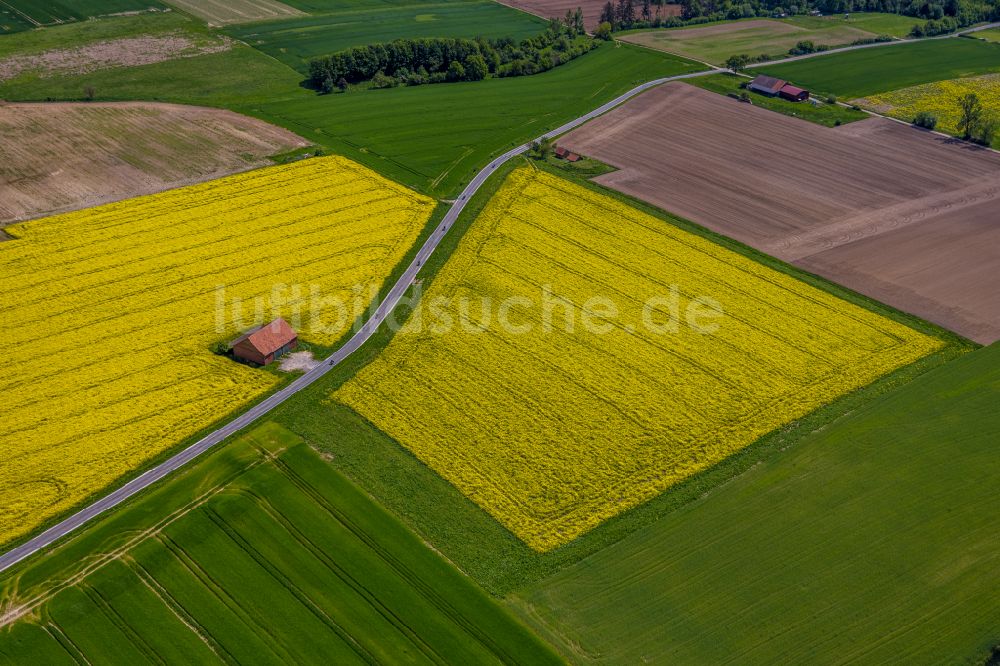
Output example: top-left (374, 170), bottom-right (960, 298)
top-left (973, 115), bottom-right (997, 146)
top-left (595, 21), bottom-right (612, 40)
top-left (826, 95), bottom-right (838, 104)
top-left (788, 40), bottom-right (816, 56)
top-left (370, 71), bottom-right (396, 89)
top-left (913, 111), bottom-right (938, 129)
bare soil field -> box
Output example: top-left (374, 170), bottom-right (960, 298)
top-left (0, 102), bottom-right (308, 225)
top-left (0, 31), bottom-right (231, 82)
top-left (560, 83), bottom-right (1000, 343)
top-left (498, 0), bottom-right (679, 28)
top-left (162, 0), bottom-right (304, 26)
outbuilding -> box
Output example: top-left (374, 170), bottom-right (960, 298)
top-left (229, 318), bottom-right (298, 366)
top-left (748, 75), bottom-right (786, 97)
top-left (779, 83), bottom-right (810, 102)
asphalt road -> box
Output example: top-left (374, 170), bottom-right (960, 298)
top-left (0, 66), bottom-right (722, 575)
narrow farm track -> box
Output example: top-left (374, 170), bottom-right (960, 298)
top-left (0, 67), bottom-right (720, 574)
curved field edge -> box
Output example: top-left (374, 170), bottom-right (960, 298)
top-left (0, 423), bottom-right (561, 665)
top-left (509, 340), bottom-right (1000, 665)
top-left (260, 157), bottom-right (974, 596)
top-left (0, 163), bottom-right (448, 556)
top-left (0, 101), bottom-right (310, 226)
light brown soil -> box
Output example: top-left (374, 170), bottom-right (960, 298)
top-left (0, 32), bottom-right (231, 82)
top-left (0, 102), bottom-right (308, 225)
top-left (162, 0), bottom-right (304, 26)
top-left (498, 0), bottom-right (679, 29)
top-left (561, 83), bottom-right (1000, 343)
top-left (279, 351), bottom-right (319, 373)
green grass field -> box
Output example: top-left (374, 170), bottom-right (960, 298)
top-left (0, 10), bottom-right (303, 107)
top-left (0, 423), bottom-right (561, 665)
top-left (972, 28), bottom-right (1000, 42)
top-left (0, 0), bottom-right (166, 33)
top-left (762, 37), bottom-right (1000, 98)
top-left (226, 0), bottom-right (547, 73)
top-left (512, 341), bottom-right (1000, 664)
top-left (688, 73), bottom-right (869, 126)
top-left (620, 13), bottom-right (920, 65)
top-left (252, 42), bottom-right (703, 195)
top-left (786, 11), bottom-right (922, 36)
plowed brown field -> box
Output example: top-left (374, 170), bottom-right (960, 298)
top-left (560, 83), bottom-right (1000, 343)
top-left (0, 101), bottom-right (308, 225)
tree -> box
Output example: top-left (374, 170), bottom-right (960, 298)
top-left (642, 0), bottom-right (652, 21)
top-left (83, 85), bottom-right (96, 101)
top-left (573, 7), bottom-right (585, 33)
top-left (446, 60), bottom-right (466, 81)
top-left (957, 92), bottom-right (983, 140)
top-left (680, 0), bottom-right (703, 19)
top-left (725, 54), bottom-right (751, 72)
top-left (600, 1), bottom-right (616, 25)
top-left (321, 75), bottom-right (335, 94)
top-left (464, 54), bottom-right (488, 80)
top-left (337, 77), bottom-right (348, 91)
top-left (616, 0), bottom-right (636, 26)
top-left (529, 136), bottom-right (556, 159)
top-left (595, 21), bottom-right (613, 39)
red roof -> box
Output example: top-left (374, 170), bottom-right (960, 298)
top-left (780, 84), bottom-right (807, 96)
top-left (233, 318), bottom-right (297, 356)
top-left (749, 75), bottom-right (786, 93)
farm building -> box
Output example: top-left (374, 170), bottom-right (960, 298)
top-left (748, 75), bottom-right (786, 96)
top-left (229, 318), bottom-right (298, 366)
top-left (779, 84), bottom-right (810, 102)
top-left (748, 75), bottom-right (810, 102)
top-left (554, 146), bottom-right (582, 162)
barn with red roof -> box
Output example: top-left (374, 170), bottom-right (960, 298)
top-left (229, 318), bottom-right (298, 366)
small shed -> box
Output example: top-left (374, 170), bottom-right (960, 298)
top-left (229, 318), bottom-right (298, 366)
top-left (748, 75), bottom-right (786, 97)
top-left (779, 83), bottom-right (810, 102)
top-left (565, 151), bottom-right (582, 162)
top-left (554, 146), bottom-right (570, 159)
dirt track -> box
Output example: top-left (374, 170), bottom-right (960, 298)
top-left (561, 83), bottom-right (1000, 343)
top-left (0, 102), bottom-right (308, 225)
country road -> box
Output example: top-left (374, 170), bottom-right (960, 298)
top-left (0, 66), bottom-right (721, 575)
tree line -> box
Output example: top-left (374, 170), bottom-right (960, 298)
top-left (308, 18), bottom-right (593, 91)
top-left (596, 0), bottom-right (999, 32)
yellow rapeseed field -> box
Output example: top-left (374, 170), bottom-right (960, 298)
top-left (0, 156), bottom-right (433, 546)
top-left (859, 73), bottom-right (1000, 140)
top-left (334, 167), bottom-right (942, 551)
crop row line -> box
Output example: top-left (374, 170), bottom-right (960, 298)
top-left (270, 457), bottom-right (523, 664)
